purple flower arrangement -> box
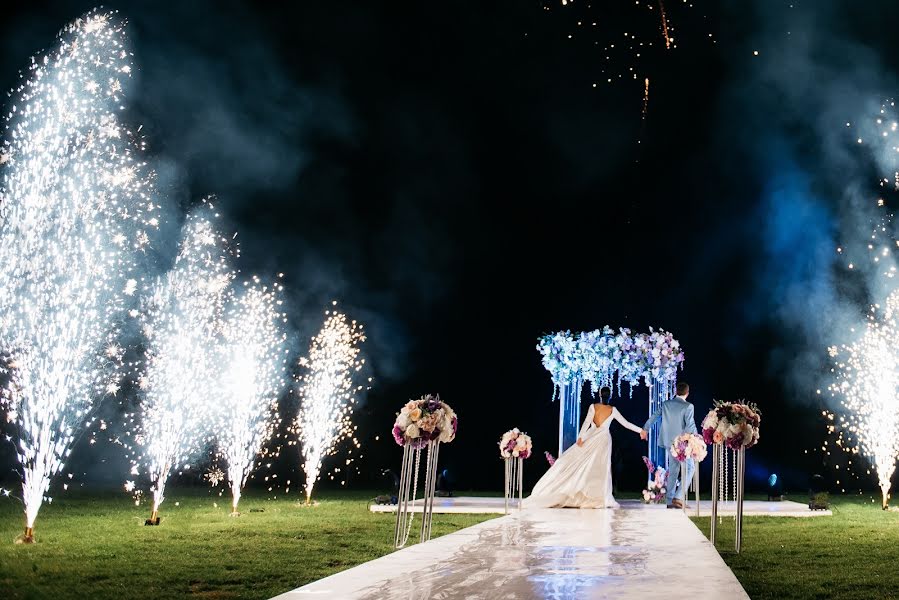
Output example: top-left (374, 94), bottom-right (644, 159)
top-left (499, 428), bottom-right (532, 459)
top-left (701, 400), bottom-right (761, 450)
top-left (392, 394), bottom-right (458, 449)
top-left (641, 456), bottom-right (667, 503)
top-left (670, 433), bottom-right (708, 463)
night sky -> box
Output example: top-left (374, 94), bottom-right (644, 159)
top-left (3, 1), bottom-right (899, 497)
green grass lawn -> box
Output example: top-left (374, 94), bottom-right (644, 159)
top-left (10, 489), bottom-right (899, 600)
top-left (691, 495), bottom-right (899, 600)
top-left (0, 488), bottom-right (496, 600)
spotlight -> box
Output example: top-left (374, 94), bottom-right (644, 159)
top-left (380, 468), bottom-right (399, 504)
top-left (436, 468), bottom-right (453, 497)
top-left (766, 473), bottom-right (783, 501)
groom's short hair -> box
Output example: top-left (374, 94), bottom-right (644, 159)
top-left (676, 382), bottom-right (690, 396)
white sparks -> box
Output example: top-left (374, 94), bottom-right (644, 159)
top-left (292, 307), bottom-right (366, 503)
top-left (214, 277), bottom-right (288, 513)
top-left (128, 205), bottom-right (235, 516)
top-left (0, 10), bottom-right (157, 531)
top-left (830, 291), bottom-right (899, 507)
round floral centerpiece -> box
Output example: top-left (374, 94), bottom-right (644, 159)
top-left (392, 394), bottom-right (458, 449)
top-left (701, 400), bottom-right (761, 450)
top-left (499, 428), bottom-right (532, 459)
top-left (671, 433), bottom-right (708, 462)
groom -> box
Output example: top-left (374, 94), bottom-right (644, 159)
top-left (641, 382), bottom-right (697, 509)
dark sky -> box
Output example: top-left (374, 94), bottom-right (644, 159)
top-left (4, 1), bottom-right (899, 496)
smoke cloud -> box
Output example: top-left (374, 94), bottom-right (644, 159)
top-left (708, 0), bottom-right (899, 405)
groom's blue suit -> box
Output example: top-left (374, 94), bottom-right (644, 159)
top-left (643, 395), bottom-right (697, 504)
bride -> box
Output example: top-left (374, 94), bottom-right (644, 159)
top-left (523, 386), bottom-right (643, 509)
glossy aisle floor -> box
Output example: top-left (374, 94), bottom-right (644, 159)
top-left (273, 504), bottom-right (749, 599)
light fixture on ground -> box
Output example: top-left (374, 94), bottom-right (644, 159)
top-left (767, 473), bottom-right (783, 501)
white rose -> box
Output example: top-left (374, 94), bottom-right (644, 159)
top-left (405, 424), bottom-right (420, 438)
top-left (397, 414), bottom-right (410, 429)
top-left (512, 449), bottom-right (520, 457)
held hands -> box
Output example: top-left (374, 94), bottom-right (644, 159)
top-left (576, 438), bottom-right (584, 447)
top-left (639, 429), bottom-right (648, 441)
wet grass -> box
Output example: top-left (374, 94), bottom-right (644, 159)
top-left (0, 488), bottom-right (496, 600)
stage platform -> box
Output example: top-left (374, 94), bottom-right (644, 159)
top-left (368, 495), bottom-right (832, 517)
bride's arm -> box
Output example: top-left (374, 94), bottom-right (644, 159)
top-left (577, 404), bottom-right (595, 441)
top-left (612, 407), bottom-right (643, 434)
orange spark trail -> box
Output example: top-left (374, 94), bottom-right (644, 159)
top-left (642, 78), bottom-right (650, 120)
top-left (658, 0), bottom-right (671, 49)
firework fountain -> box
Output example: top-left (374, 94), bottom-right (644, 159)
top-left (131, 206), bottom-right (234, 524)
top-left (216, 277), bottom-right (289, 515)
top-left (0, 11), bottom-right (158, 542)
top-left (829, 102), bottom-right (899, 508)
top-left (293, 305), bottom-right (366, 505)
top-left (829, 291), bottom-right (899, 508)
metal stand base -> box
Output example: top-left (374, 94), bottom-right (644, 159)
top-left (710, 445), bottom-right (745, 553)
top-left (393, 440), bottom-right (441, 548)
top-left (504, 457), bottom-right (524, 514)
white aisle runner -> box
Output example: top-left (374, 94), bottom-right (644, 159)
top-left (272, 505), bottom-right (749, 599)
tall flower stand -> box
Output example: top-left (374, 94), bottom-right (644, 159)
top-left (504, 456), bottom-right (524, 514)
top-left (393, 440), bottom-right (441, 548)
top-left (701, 400), bottom-right (760, 554)
top-left (710, 445), bottom-right (746, 553)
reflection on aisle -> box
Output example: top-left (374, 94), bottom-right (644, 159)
top-left (276, 505), bottom-right (748, 600)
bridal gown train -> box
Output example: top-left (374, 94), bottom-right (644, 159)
top-left (523, 404), bottom-right (642, 509)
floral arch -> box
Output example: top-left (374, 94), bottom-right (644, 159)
top-left (537, 327), bottom-right (684, 468)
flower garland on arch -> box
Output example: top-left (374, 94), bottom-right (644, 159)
top-left (537, 327), bottom-right (684, 397)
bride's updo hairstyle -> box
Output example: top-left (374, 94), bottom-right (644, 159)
top-left (599, 386), bottom-right (612, 404)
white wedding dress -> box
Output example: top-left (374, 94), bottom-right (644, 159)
top-left (523, 404), bottom-right (642, 509)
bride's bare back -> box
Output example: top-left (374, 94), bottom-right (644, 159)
top-left (592, 403), bottom-right (613, 428)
